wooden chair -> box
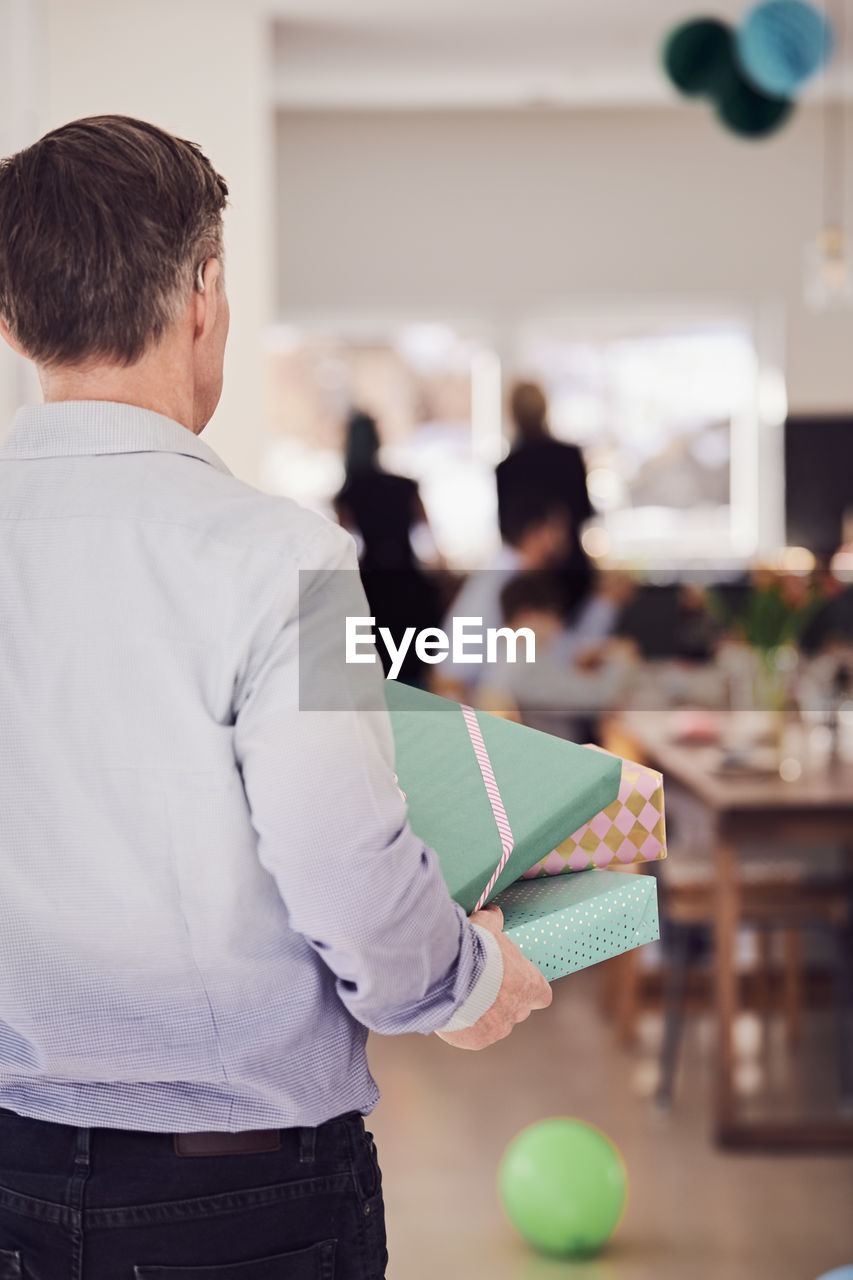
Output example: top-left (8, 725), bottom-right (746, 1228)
top-left (655, 871), bottom-right (853, 1108)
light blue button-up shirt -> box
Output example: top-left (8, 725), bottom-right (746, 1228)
top-left (0, 401), bottom-right (500, 1133)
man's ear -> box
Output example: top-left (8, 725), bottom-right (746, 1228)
top-left (193, 258), bottom-right (222, 343)
top-left (0, 315), bottom-right (28, 358)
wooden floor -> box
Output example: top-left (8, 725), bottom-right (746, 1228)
top-left (366, 971), bottom-right (853, 1280)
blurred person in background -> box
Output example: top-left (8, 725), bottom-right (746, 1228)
top-left (487, 573), bottom-right (637, 739)
top-left (497, 379), bottom-right (594, 615)
top-left (801, 550), bottom-right (853, 656)
top-left (334, 407), bottom-right (442, 684)
top-left (435, 495), bottom-right (624, 700)
top-left (0, 116), bottom-right (550, 1278)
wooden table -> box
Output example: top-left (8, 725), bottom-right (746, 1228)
top-left (612, 710), bottom-right (853, 1151)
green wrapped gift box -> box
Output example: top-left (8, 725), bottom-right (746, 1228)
top-left (385, 680), bottom-right (621, 913)
top-left (494, 869), bottom-right (659, 981)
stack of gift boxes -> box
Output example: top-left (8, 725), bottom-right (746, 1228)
top-left (385, 680), bottom-right (666, 982)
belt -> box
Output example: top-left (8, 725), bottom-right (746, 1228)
top-left (173, 1129), bottom-right (282, 1157)
top-left (0, 1106), bottom-right (357, 1159)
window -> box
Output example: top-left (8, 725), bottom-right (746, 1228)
top-left (516, 310), bottom-right (781, 566)
top-left (263, 319), bottom-right (501, 566)
top-left (264, 306), bottom-right (785, 569)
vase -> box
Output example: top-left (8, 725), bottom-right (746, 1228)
top-left (752, 644), bottom-right (797, 713)
top-left (719, 641), bottom-right (800, 760)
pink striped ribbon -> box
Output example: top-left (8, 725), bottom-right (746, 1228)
top-left (460, 704), bottom-right (515, 911)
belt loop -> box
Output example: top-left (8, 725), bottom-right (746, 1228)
top-left (73, 1126), bottom-right (91, 1170)
top-left (298, 1125), bottom-right (317, 1164)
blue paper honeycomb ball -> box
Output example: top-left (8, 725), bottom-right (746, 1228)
top-left (814, 1268), bottom-right (853, 1280)
top-left (737, 1), bottom-right (834, 97)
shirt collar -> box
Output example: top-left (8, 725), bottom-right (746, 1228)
top-left (0, 401), bottom-right (232, 475)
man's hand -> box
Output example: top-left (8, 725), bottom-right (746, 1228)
top-left (436, 904), bottom-right (552, 1050)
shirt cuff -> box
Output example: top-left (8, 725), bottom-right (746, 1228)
top-left (436, 923), bottom-right (504, 1033)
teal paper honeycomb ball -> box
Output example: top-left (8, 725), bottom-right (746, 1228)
top-left (498, 1118), bottom-right (628, 1257)
top-left (716, 72), bottom-right (795, 137)
top-left (662, 18), bottom-right (735, 98)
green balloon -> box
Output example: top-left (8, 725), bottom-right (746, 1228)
top-left (662, 18), bottom-right (736, 97)
top-left (498, 1118), bottom-right (628, 1258)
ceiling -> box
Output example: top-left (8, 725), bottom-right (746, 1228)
top-left (265, 0), bottom-right (849, 109)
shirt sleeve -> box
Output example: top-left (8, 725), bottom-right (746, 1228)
top-left (232, 519), bottom-right (501, 1036)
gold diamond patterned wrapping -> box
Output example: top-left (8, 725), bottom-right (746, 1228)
top-left (522, 754), bottom-right (666, 877)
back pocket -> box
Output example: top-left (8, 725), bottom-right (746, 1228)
top-left (0, 1253), bottom-right (21, 1280)
top-left (133, 1238), bottom-right (336, 1280)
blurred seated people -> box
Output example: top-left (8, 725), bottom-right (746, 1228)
top-left (334, 408), bottom-right (441, 685)
top-left (496, 379), bottom-right (594, 614)
top-left (800, 554), bottom-right (853, 655)
top-left (433, 495), bottom-right (625, 700)
top-left (484, 573), bottom-right (636, 740)
top-left (614, 581), bottom-right (723, 662)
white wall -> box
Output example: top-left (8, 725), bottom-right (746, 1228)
top-left (22, 0), bottom-right (274, 483)
top-left (276, 105), bottom-right (853, 414)
top-left (0, 0), bottom-right (43, 431)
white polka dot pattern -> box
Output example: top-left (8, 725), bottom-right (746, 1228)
top-left (494, 869), bottom-right (659, 981)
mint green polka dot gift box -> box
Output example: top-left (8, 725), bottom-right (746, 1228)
top-left (494, 869), bottom-right (659, 981)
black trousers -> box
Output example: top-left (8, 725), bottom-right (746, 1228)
top-left (0, 1107), bottom-right (387, 1279)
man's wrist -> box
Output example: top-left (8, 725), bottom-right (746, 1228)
top-left (436, 922), bottom-right (504, 1033)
